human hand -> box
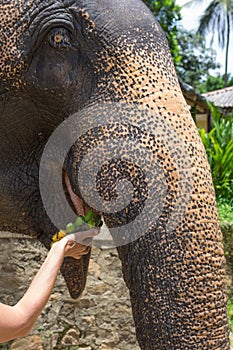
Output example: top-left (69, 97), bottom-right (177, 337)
top-left (61, 228), bottom-right (100, 259)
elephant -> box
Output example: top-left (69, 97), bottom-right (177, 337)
top-left (0, 0), bottom-right (230, 348)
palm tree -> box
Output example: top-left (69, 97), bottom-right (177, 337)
top-left (185, 0), bottom-right (233, 86)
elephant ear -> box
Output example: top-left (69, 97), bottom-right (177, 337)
top-left (60, 250), bottom-right (91, 299)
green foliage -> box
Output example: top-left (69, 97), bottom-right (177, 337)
top-left (185, 0), bottom-right (233, 49)
top-left (142, 0), bottom-right (182, 64)
top-left (228, 297), bottom-right (233, 333)
top-left (198, 73), bottom-right (233, 93)
top-left (0, 342), bottom-right (10, 349)
top-left (143, 1), bottom-right (225, 85)
top-left (218, 199), bottom-right (233, 227)
top-left (175, 28), bottom-right (220, 90)
top-left (219, 197), bottom-right (233, 304)
top-left (199, 105), bottom-right (233, 201)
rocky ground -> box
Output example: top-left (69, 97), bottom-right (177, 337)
top-left (1, 234), bottom-right (232, 349)
top-left (0, 235), bottom-right (140, 350)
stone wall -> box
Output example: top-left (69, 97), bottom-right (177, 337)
top-left (0, 236), bottom-right (139, 350)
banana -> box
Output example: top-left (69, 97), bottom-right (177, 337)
top-left (52, 230), bottom-right (67, 242)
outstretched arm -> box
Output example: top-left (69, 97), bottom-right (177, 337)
top-left (0, 228), bottom-right (99, 343)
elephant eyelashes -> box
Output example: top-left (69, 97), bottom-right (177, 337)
top-left (48, 28), bottom-right (72, 50)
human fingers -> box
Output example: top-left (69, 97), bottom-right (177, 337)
top-left (64, 243), bottom-right (91, 259)
top-left (65, 227), bottom-right (100, 246)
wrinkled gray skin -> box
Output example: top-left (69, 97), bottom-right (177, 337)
top-left (0, 0), bottom-right (230, 349)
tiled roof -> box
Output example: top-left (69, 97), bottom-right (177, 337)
top-left (202, 86), bottom-right (233, 108)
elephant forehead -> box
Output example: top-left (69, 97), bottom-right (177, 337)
top-left (0, 0), bottom-right (158, 84)
top-left (1, 0), bottom-right (33, 25)
top-left (78, 0), bottom-right (159, 35)
top-left (0, 0), bottom-right (74, 86)
top-left (1, 1), bottom-right (34, 59)
top-left (1, 0), bottom-right (34, 87)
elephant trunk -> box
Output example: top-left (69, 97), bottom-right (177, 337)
top-left (67, 94), bottom-right (229, 348)
top-left (65, 3), bottom-right (230, 347)
top-left (117, 201), bottom-right (229, 348)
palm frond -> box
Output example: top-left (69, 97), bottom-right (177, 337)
top-left (184, 0), bottom-right (208, 7)
top-left (185, 0), bottom-right (233, 49)
top-left (198, 1), bottom-right (227, 48)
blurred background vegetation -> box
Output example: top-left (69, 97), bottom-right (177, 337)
top-left (143, 0), bottom-right (233, 91)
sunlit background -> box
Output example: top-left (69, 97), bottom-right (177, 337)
top-left (177, 0), bottom-right (233, 75)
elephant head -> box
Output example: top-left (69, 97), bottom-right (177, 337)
top-left (0, 0), bottom-right (230, 348)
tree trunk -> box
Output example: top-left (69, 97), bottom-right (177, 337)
top-left (224, 11), bottom-right (230, 87)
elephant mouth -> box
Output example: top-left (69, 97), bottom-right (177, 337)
top-left (63, 172), bottom-right (88, 218)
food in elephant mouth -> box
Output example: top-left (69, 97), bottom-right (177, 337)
top-left (51, 211), bottom-right (102, 247)
top-left (64, 172), bottom-right (87, 218)
top-left (62, 172), bottom-right (103, 241)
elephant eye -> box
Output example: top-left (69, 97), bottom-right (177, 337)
top-left (48, 27), bottom-right (72, 49)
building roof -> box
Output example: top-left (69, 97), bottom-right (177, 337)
top-left (202, 86), bottom-right (233, 108)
